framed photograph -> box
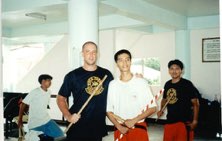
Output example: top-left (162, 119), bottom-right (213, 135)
top-left (202, 37), bottom-right (220, 62)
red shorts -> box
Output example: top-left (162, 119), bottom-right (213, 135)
top-left (163, 122), bottom-right (194, 141)
top-left (114, 122), bottom-right (149, 141)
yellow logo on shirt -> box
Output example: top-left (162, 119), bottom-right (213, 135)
top-left (167, 88), bottom-right (178, 104)
top-left (85, 76), bottom-right (104, 96)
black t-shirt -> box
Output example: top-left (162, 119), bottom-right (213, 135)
top-left (58, 66), bottom-right (113, 138)
top-left (163, 78), bottom-right (198, 124)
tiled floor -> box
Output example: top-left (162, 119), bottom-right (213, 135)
top-left (4, 123), bottom-right (222, 141)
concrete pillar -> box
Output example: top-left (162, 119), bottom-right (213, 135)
top-left (68, 0), bottom-right (98, 69)
top-left (0, 0), bottom-right (4, 139)
top-left (175, 30), bottom-right (190, 79)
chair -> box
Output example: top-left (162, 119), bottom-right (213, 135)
top-left (3, 92), bottom-right (27, 138)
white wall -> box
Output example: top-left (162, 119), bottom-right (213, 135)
top-left (190, 28), bottom-right (220, 101)
top-left (112, 28), bottom-right (220, 102)
top-left (16, 35), bottom-right (69, 94)
top-left (114, 29), bottom-right (175, 89)
top-left (99, 30), bottom-right (116, 74)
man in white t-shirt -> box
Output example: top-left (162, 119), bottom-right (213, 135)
top-left (18, 74), bottom-right (64, 140)
top-left (106, 49), bottom-right (157, 141)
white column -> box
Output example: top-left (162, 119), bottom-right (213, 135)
top-left (68, 0), bottom-right (98, 69)
top-left (0, 0), bottom-right (4, 140)
top-left (175, 30), bottom-right (190, 79)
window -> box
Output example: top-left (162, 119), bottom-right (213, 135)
top-left (3, 44), bottom-right (44, 91)
top-left (131, 58), bottom-right (161, 86)
top-left (3, 35), bottom-right (63, 91)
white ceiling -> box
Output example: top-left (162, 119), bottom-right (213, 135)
top-left (143, 0), bottom-right (219, 17)
top-left (2, 0), bottom-right (220, 45)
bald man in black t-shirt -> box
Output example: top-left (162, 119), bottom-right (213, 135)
top-left (57, 41), bottom-right (113, 141)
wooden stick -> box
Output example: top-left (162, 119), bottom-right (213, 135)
top-left (18, 127), bottom-right (25, 141)
top-left (156, 94), bottom-right (173, 122)
top-left (64, 75), bottom-right (108, 133)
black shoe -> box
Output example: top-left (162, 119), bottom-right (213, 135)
top-left (38, 134), bottom-right (54, 141)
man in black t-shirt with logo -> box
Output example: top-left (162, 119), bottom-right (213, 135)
top-left (157, 59), bottom-right (199, 141)
top-left (57, 41), bottom-right (113, 141)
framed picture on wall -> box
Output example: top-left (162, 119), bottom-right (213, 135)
top-left (202, 37), bottom-right (220, 62)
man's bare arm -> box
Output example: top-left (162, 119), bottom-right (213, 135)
top-left (107, 112), bottom-right (129, 134)
top-left (56, 95), bottom-right (80, 123)
top-left (17, 103), bottom-right (27, 128)
top-left (124, 107), bottom-right (156, 128)
top-left (190, 98), bottom-right (199, 130)
top-left (157, 98), bottom-right (167, 118)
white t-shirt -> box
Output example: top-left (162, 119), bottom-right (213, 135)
top-left (23, 87), bottom-right (51, 129)
top-left (106, 76), bottom-right (156, 124)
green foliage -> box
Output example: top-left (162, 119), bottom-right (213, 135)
top-left (145, 78), bottom-right (160, 85)
top-left (144, 58), bottom-right (160, 71)
top-left (132, 57), bottom-right (161, 86)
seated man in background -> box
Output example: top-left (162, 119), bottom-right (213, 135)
top-left (18, 74), bottom-right (64, 141)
